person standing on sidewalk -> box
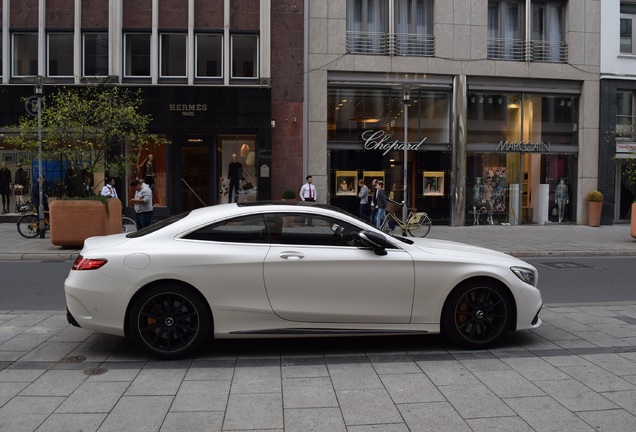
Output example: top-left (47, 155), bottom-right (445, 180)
top-left (299, 175), bottom-right (316, 202)
top-left (100, 177), bottom-right (118, 199)
top-left (129, 179), bottom-right (153, 230)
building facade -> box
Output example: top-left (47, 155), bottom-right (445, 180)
top-left (0, 0), bottom-right (305, 214)
top-left (307, 0), bottom-right (601, 226)
top-left (600, 0), bottom-right (636, 224)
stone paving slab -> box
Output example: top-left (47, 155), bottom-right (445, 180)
top-left (0, 305), bottom-right (635, 431)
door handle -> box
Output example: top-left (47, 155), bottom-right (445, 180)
top-left (279, 251), bottom-right (305, 260)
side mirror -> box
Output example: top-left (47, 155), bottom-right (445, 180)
top-left (359, 230), bottom-right (388, 256)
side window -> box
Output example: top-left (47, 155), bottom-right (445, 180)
top-left (183, 214), bottom-right (267, 243)
top-left (266, 213), bottom-right (361, 247)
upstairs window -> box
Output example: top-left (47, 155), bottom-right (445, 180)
top-left (621, 2), bottom-right (636, 54)
top-left (84, 33), bottom-right (109, 77)
top-left (488, 0), bottom-right (566, 63)
top-left (488, 0), bottom-right (524, 61)
top-left (394, 0), bottom-right (434, 56)
top-left (160, 33), bottom-right (187, 78)
top-left (616, 91), bottom-right (635, 141)
top-left (124, 33), bottom-right (151, 78)
top-left (531, 1), bottom-right (565, 62)
top-left (346, 0), bottom-right (389, 54)
top-left (48, 33), bottom-right (74, 77)
top-left (196, 33), bottom-right (223, 78)
top-left (231, 34), bottom-right (258, 79)
top-left (13, 33), bottom-right (38, 77)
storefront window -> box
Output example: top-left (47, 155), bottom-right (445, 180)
top-left (218, 135), bottom-right (257, 204)
top-left (466, 91), bottom-right (578, 225)
top-left (135, 139), bottom-right (168, 207)
top-left (328, 86), bottom-right (451, 220)
top-left (467, 93), bottom-right (577, 145)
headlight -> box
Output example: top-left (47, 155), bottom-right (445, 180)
top-left (511, 266), bottom-right (537, 287)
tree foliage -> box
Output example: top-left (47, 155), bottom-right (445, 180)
top-left (6, 84), bottom-right (168, 196)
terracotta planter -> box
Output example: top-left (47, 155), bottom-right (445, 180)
top-left (50, 198), bottom-right (122, 247)
top-left (631, 202), bottom-right (636, 239)
top-left (588, 201), bottom-right (602, 227)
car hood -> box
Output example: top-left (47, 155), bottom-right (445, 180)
top-left (408, 237), bottom-right (519, 263)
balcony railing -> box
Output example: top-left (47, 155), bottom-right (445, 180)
top-left (392, 33), bottom-right (435, 56)
top-left (487, 38), bottom-right (525, 61)
top-left (528, 40), bottom-right (568, 63)
top-left (346, 31), bottom-right (434, 56)
top-left (346, 31), bottom-right (389, 55)
top-left (487, 38), bottom-right (568, 63)
top-left (616, 115), bottom-right (636, 142)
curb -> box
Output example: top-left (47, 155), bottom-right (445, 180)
top-left (0, 253), bottom-right (79, 261)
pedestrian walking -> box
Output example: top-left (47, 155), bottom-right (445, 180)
top-left (129, 179), bottom-right (153, 230)
top-left (375, 180), bottom-right (387, 228)
top-left (369, 178), bottom-right (378, 226)
top-left (358, 179), bottom-right (369, 221)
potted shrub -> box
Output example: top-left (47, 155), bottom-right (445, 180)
top-left (587, 190), bottom-right (603, 227)
top-left (281, 188), bottom-right (297, 201)
top-left (7, 81), bottom-right (168, 246)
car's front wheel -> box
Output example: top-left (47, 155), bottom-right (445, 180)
top-left (129, 284), bottom-right (211, 359)
top-left (442, 281), bottom-right (512, 349)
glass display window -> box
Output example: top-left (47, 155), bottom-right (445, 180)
top-left (218, 135), bottom-right (257, 204)
top-left (423, 171), bottom-right (444, 196)
top-left (135, 138), bottom-right (168, 207)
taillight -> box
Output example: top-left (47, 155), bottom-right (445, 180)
top-left (72, 256), bottom-right (108, 270)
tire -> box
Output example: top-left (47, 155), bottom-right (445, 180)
top-left (407, 214), bottom-right (431, 237)
top-left (128, 284), bottom-right (211, 359)
top-left (122, 216), bottom-right (137, 233)
top-left (442, 281), bottom-right (512, 349)
top-left (17, 214), bottom-right (40, 238)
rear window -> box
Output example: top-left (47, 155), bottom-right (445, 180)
top-left (126, 212), bottom-right (191, 238)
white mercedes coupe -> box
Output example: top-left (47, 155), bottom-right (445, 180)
top-left (65, 202), bottom-right (542, 359)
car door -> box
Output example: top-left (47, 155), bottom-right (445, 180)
top-left (263, 212), bottom-right (415, 323)
top-left (179, 214), bottom-right (272, 313)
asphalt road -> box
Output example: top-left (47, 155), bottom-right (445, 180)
top-left (0, 257), bottom-right (635, 311)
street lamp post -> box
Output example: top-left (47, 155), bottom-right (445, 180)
top-left (34, 75), bottom-right (45, 238)
top-left (402, 84), bottom-right (410, 222)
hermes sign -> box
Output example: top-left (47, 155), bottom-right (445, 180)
top-left (361, 130), bottom-right (427, 156)
top-left (169, 104), bottom-right (208, 117)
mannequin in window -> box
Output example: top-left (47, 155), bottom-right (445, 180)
top-left (472, 177), bottom-right (484, 225)
top-left (484, 180), bottom-right (494, 225)
top-left (0, 162), bottom-right (11, 213)
top-left (228, 153), bottom-right (243, 203)
top-left (13, 162), bottom-right (29, 211)
top-left (555, 178), bottom-right (569, 222)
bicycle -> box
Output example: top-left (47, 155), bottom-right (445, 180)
top-left (379, 199), bottom-right (432, 237)
top-left (17, 205), bottom-right (50, 238)
top-left (122, 216), bottom-right (137, 233)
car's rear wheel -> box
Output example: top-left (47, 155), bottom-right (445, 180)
top-left (129, 284), bottom-right (210, 359)
top-left (442, 281), bottom-right (511, 349)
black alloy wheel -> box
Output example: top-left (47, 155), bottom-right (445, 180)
top-left (129, 284), bottom-right (210, 359)
top-left (442, 282), bottom-right (511, 349)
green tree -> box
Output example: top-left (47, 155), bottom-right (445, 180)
top-left (6, 83), bottom-right (168, 197)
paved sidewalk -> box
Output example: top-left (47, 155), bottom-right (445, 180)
top-left (1, 220), bottom-right (635, 261)
top-left (1, 221), bottom-right (636, 431)
top-left (1, 305), bottom-right (636, 431)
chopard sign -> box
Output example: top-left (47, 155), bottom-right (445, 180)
top-left (169, 104), bottom-right (208, 117)
top-left (361, 130), bottom-right (427, 156)
top-left (496, 140), bottom-right (551, 152)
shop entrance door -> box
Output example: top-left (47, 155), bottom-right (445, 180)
top-left (180, 144), bottom-right (212, 211)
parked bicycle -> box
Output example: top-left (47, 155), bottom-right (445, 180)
top-left (379, 198), bottom-right (432, 237)
top-left (17, 205), bottom-right (138, 237)
top-left (17, 205), bottom-right (50, 238)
